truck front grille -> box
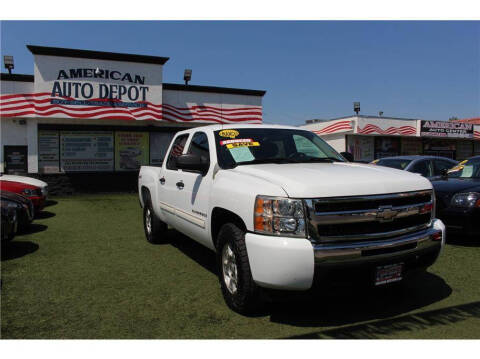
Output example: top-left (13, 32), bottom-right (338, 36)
top-left (305, 190), bottom-right (434, 243)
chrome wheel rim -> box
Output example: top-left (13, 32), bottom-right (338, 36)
top-left (145, 208), bottom-right (152, 235)
top-left (222, 243), bottom-right (238, 295)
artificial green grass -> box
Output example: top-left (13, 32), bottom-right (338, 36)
top-left (1, 193), bottom-right (479, 339)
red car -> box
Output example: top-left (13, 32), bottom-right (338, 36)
top-left (0, 180), bottom-right (46, 212)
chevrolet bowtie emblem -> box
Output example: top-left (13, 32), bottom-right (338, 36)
top-left (376, 206), bottom-right (398, 222)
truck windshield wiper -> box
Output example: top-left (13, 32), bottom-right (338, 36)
top-left (233, 157), bottom-right (344, 167)
top-left (298, 157), bottom-right (343, 163)
top-left (234, 158), bottom-right (297, 167)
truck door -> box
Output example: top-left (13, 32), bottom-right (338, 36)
top-left (159, 133), bottom-right (190, 225)
top-left (174, 131), bottom-right (214, 249)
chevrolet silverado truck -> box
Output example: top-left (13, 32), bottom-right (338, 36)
top-left (138, 124), bottom-right (445, 314)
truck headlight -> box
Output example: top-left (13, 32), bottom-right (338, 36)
top-left (450, 192), bottom-right (480, 208)
top-left (254, 196), bottom-right (306, 237)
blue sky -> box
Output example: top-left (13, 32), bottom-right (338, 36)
top-left (1, 21), bottom-right (479, 125)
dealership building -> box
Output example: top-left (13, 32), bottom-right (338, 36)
top-left (0, 45), bottom-right (265, 192)
top-left (301, 115), bottom-right (480, 162)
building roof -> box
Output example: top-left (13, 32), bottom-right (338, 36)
top-left (453, 117), bottom-right (480, 125)
top-left (328, 114), bottom-right (421, 122)
top-left (0, 73), bottom-right (34, 82)
top-left (27, 45), bottom-right (170, 65)
top-left (162, 83), bottom-right (266, 97)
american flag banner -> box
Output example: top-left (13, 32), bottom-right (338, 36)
top-left (357, 123), bottom-right (417, 136)
top-left (311, 120), bottom-right (353, 135)
top-left (356, 118), bottom-right (417, 136)
top-left (0, 92), bottom-right (263, 124)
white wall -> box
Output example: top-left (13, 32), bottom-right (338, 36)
top-left (319, 133), bottom-right (346, 153)
top-left (1, 79), bottom-right (34, 94)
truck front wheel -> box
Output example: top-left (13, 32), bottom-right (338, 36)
top-left (216, 223), bottom-right (262, 315)
top-left (143, 203), bottom-right (167, 244)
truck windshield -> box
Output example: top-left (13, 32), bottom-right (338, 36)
top-left (213, 128), bottom-right (345, 169)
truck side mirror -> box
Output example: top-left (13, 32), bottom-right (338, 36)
top-left (440, 168), bottom-right (449, 177)
top-left (176, 154), bottom-right (209, 176)
top-left (340, 151), bottom-right (354, 162)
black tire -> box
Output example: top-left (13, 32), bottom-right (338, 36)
top-left (143, 200), bottom-right (167, 244)
top-left (216, 223), bottom-right (262, 315)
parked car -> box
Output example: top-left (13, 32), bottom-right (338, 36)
top-left (0, 174), bottom-right (48, 199)
top-left (0, 190), bottom-right (34, 228)
top-left (1, 199), bottom-right (18, 242)
top-left (370, 155), bottom-right (458, 179)
top-left (431, 156), bottom-right (480, 237)
top-left (138, 124), bottom-right (445, 314)
top-left (0, 180), bottom-right (46, 212)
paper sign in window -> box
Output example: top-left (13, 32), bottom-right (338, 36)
top-left (229, 147), bottom-right (255, 162)
top-left (460, 165), bottom-right (473, 178)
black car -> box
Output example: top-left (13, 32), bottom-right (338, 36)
top-left (371, 155), bottom-right (458, 179)
top-left (431, 156), bottom-right (480, 237)
top-left (0, 190), bottom-right (34, 229)
top-left (1, 199), bottom-right (18, 242)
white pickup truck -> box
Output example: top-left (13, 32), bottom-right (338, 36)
top-left (138, 124), bottom-right (445, 314)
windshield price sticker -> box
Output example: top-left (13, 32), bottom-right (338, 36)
top-left (226, 142), bottom-right (260, 149)
top-left (219, 129), bottom-right (240, 138)
top-left (220, 138), bottom-right (253, 146)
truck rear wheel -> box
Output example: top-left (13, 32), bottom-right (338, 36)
top-left (143, 203), bottom-right (167, 244)
top-left (216, 223), bottom-right (262, 315)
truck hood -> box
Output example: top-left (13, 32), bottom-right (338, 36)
top-left (230, 162), bottom-right (432, 198)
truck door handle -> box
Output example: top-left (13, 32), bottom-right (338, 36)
top-left (160, 177), bottom-right (165, 184)
top-left (176, 181), bottom-right (184, 189)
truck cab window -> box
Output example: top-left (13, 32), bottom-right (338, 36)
top-left (166, 134), bottom-right (188, 170)
top-left (187, 132), bottom-right (210, 164)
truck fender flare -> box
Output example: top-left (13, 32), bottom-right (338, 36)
top-left (211, 207), bottom-right (247, 250)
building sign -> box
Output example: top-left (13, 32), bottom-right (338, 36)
top-left (150, 132), bottom-right (175, 166)
top-left (420, 120), bottom-right (473, 139)
top-left (38, 130), bottom-right (60, 173)
top-left (115, 132), bottom-right (149, 171)
top-left (60, 131), bottom-right (114, 172)
top-left (33, 55), bottom-right (163, 121)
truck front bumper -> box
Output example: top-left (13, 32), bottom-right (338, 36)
top-left (245, 219), bottom-right (445, 291)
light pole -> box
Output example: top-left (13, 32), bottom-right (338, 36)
top-left (4, 55), bottom-right (14, 74)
